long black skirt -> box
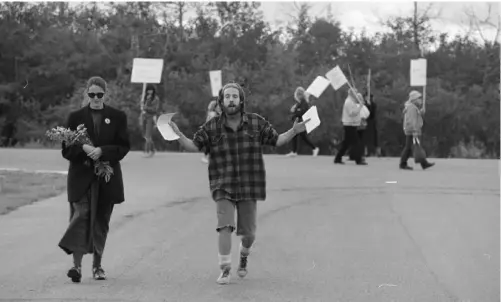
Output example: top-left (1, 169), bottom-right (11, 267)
top-left (59, 181), bottom-right (114, 256)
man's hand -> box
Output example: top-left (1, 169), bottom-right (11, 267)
top-left (276, 117), bottom-right (312, 147)
top-left (167, 120), bottom-right (200, 152)
top-left (82, 144), bottom-right (95, 154)
top-left (168, 120), bottom-right (182, 136)
top-left (292, 118), bottom-right (311, 135)
top-left (87, 147), bottom-right (103, 161)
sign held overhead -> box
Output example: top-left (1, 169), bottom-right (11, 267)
top-left (306, 76), bottom-right (331, 98)
top-left (209, 70), bottom-right (222, 97)
top-left (325, 66), bottom-right (349, 90)
top-left (131, 58), bottom-right (164, 84)
top-left (410, 59), bottom-right (427, 86)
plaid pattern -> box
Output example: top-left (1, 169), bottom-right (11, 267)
top-left (193, 113), bottom-right (279, 202)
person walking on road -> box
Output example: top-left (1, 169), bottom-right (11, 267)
top-left (139, 84), bottom-right (160, 157)
top-left (201, 97), bottom-right (222, 164)
top-left (168, 82), bottom-right (310, 285)
top-left (59, 76), bottom-right (131, 283)
top-left (399, 90), bottom-right (435, 170)
top-left (362, 92), bottom-right (380, 157)
top-left (334, 88), bottom-right (368, 165)
top-left (285, 87), bottom-right (320, 157)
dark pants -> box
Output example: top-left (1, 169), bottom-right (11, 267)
top-left (142, 115), bottom-right (156, 154)
top-left (335, 126), bottom-right (362, 163)
top-left (292, 132), bottom-right (316, 153)
top-left (59, 181), bottom-right (115, 266)
top-left (349, 129), bottom-right (365, 160)
top-left (364, 120), bottom-right (378, 156)
top-left (400, 135), bottom-right (429, 167)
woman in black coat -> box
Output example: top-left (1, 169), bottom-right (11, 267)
top-left (285, 87), bottom-right (319, 157)
top-left (59, 76), bottom-right (130, 283)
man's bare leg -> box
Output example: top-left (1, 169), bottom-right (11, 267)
top-left (216, 199), bottom-right (235, 285)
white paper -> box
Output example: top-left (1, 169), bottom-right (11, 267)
top-left (156, 113), bottom-right (180, 141)
top-left (325, 66), bottom-right (348, 90)
top-left (410, 59), bottom-right (427, 86)
top-left (209, 70), bottom-right (222, 97)
top-left (306, 76), bottom-right (331, 98)
top-left (301, 106), bottom-right (321, 134)
top-left (131, 58), bottom-right (164, 83)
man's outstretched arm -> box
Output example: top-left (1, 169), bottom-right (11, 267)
top-left (261, 117), bottom-right (310, 147)
top-left (169, 121), bottom-right (207, 152)
top-left (276, 128), bottom-right (297, 147)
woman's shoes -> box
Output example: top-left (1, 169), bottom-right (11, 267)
top-left (67, 266), bottom-right (82, 283)
top-left (421, 162), bottom-right (435, 170)
top-left (67, 266), bottom-right (107, 282)
top-left (93, 266), bottom-right (107, 280)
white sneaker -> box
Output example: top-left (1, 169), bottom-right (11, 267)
top-left (285, 152), bottom-right (297, 157)
top-left (312, 148), bottom-right (319, 156)
top-left (216, 266), bottom-right (231, 285)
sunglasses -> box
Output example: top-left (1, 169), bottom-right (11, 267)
top-left (88, 92), bottom-right (104, 99)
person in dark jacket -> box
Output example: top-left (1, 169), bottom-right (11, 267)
top-left (59, 76), bottom-right (130, 283)
top-left (285, 87), bottom-right (319, 157)
top-left (363, 93), bottom-right (380, 157)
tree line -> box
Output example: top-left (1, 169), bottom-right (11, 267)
top-left (0, 2), bottom-right (499, 158)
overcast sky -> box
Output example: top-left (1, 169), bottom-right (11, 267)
top-left (69, 1), bottom-right (499, 43)
top-left (260, 1), bottom-right (499, 42)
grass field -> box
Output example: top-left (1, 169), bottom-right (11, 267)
top-left (0, 170), bottom-right (67, 215)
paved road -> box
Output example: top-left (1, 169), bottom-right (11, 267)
top-left (0, 149), bottom-right (499, 302)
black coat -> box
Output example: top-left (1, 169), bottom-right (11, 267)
top-left (62, 105), bottom-right (130, 204)
top-left (291, 98), bottom-right (310, 122)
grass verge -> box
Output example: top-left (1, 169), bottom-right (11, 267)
top-left (0, 170), bottom-right (67, 215)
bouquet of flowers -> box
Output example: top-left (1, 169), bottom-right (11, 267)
top-left (46, 124), bottom-right (114, 182)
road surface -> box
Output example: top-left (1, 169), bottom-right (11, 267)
top-left (0, 149), bottom-right (499, 302)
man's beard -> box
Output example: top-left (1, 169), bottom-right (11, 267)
top-left (222, 103), bottom-right (241, 116)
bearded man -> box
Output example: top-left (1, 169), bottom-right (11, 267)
top-left (168, 82), bottom-right (310, 285)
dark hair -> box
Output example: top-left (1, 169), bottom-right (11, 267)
top-left (218, 83), bottom-right (246, 113)
top-left (145, 84), bottom-right (156, 101)
top-left (86, 76), bottom-right (107, 92)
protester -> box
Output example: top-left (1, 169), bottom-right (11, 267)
top-left (168, 82), bottom-right (310, 285)
top-left (334, 88), bottom-right (368, 165)
top-left (201, 97), bottom-right (222, 163)
top-left (139, 84), bottom-right (160, 157)
top-left (349, 92), bottom-right (368, 161)
top-left (363, 92), bottom-right (380, 157)
top-left (399, 90), bottom-right (435, 170)
top-left (59, 76), bottom-right (130, 283)
top-left (285, 87), bottom-right (320, 157)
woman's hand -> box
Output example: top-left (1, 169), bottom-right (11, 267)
top-left (82, 144), bottom-right (95, 154)
top-left (87, 147), bottom-right (103, 161)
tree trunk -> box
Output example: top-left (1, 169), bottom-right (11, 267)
top-left (413, 2), bottom-right (421, 56)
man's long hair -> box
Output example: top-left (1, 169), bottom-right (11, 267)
top-left (218, 82), bottom-right (246, 113)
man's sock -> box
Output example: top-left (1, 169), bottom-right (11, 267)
top-left (218, 254), bottom-right (231, 270)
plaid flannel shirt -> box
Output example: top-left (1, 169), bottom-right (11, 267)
top-left (193, 112), bottom-right (279, 202)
